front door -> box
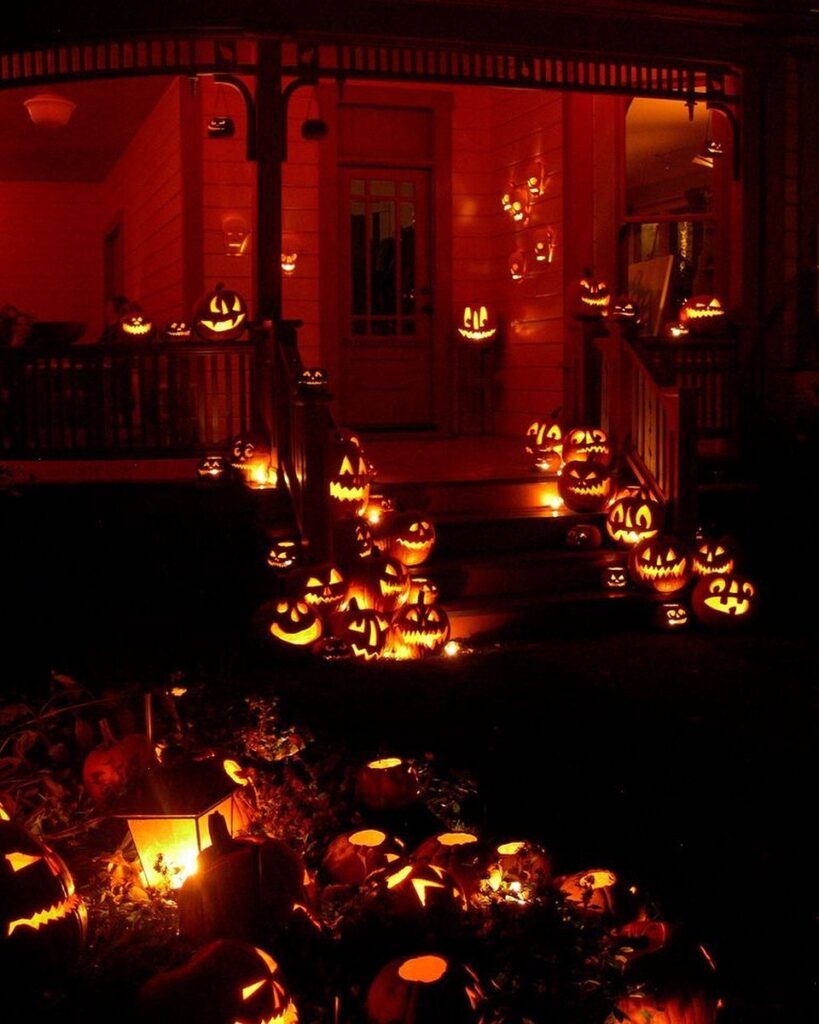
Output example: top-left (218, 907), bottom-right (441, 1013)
top-left (338, 168), bottom-right (434, 429)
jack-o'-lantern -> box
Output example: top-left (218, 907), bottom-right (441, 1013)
top-left (557, 868), bottom-right (640, 923)
top-left (678, 295), bottom-right (726, 335)
top-left (665, 320), bottom-right (691, 340)
top-left (312, 636), bottom-right (353, 661)
top-left (140, 939), bottom-right (300, 1024)
top-left (163, 320), bottom-right (192, 341)
top-left (612, 296), bottom-right (642, 325)
top-left (329, 438), bottom-right (370, 518)
top-left (412, 832), bottom-right (485, 900)
top-left (333, 518), bottom-right (375, 567)
top-left (289, 563), bottom-right (346, 615)
top-left (479, 840), bottom-right (551, 904)
top-left (656, 602), bottom-right (690, 630)
top-left (178, 813), bottom-right (310, 947)
top-left (606, 493), bottom-right (664, 547)
top-left (118, 312), bottom-right (155, 341)
top-left (603, 563), bottom-right (629, 590)
top-left (615, 918), bottom-right (672, 960)
top-left (264, 597), bottom-right (324, 648)
top-left (691, 537), bottom-right (735, 577)
top-left (613, 936), bottom-right (720, 1024)
top-left (194, 283), bottom-right (248, 341)
top-left (558, 460), bottom-right (613, 512)
top-left (266, 538), bottom-right (300, 572)
top-left (345, 555), bottom-right (409, 613)
top-left (323, 829), bottom-right (405, 886)
top-left (374, 513), bottom-right (436, 567)
top-left (562, 426), bottom-right (613, 466)
top-left (407, 577), bottom-right (439, 604)
top-left (197, 454), bottom-right (227, 480)
top-left (566, 523), bottom-right (603, 549)
top-left (0, 818), bottom-right (88, 977)
top-left (332, 602), bottom-right (390, 660)
top-left (366, 861), bottom-right (467, 917)
top-left (82, 720), bottom-right (153, 807)
top-left (458, 304), bottom-right (497, 343)
top-left (366, 954), bottom-right (482, 1024)
top-left (629, 536), bottom-right (691, 593)
top-left (355, 757), bottom-right (420, 810)
top-left (574, 274), bottom-right (610, 319)
top-left (524, 413), bottom-right (564, 473)
top-left (508, 250), bottom-right (526, 281)
top-left (230, 433), bottom-right (276, 488)
top-left (365, 492), bottom-right (398, 527)
top-left (390, 602), bottom-right (450, 659)
top-left (297, 367), bottom-right (329, 393)
top-left (692, 573), bottom-right (757, 627)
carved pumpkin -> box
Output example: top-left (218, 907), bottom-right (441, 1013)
top-left (178, 813), bottom-right (310, 947)
top-left (655, 602), bottom-right (690, 630)
top-left (140, 939), bottom-right (299, 1024)
top-left (613, 937), bottom-right (719, 1024)
top-left (366, 954), bottom-right (482, 1024)
top-left (194, 283), bottom-right (248, 341)
top-left (665, 320), bottom-right (691, 340)
top-left (0, 818), bottom-right (88, 977)
top-left (412, 832), bottom-right (484, 900)
top-left (558, 460), bottom-right (613, 512)
top-left (374, 513), bottom-right (436, 567)
top-left (118, 312), bottom-right (155, 341)
top-left (629, 535), bottom-right (691, 594)
top-left (266, 538), bottom-right (301, 572)
top-left (603, 563), bottom-right (629, 590)
top-left (82, 720), bottom-right (153, 807)
top-left (566, 523), bottom-right (603, 549)
top-left (230, 433), bottom-right (275, 488)
top-left (263, 597), bottom-right (324, 648)
top-left (692, 573), bottom-right (757, 627)
top-left (612, 296), bottom-right (642, 325)
top-left (312, 636), bottom-right (354, 661)
top-left (332, 602), bottom-right (390, 660)
top-left (365, 492), bottom-right (398, 527)
top-left (407, 576), bottom-right (439, 604)
top-left (562, 426), bottom-right (613, 466)
top-left (457, 304), bottom-right (497, 343)
top-left (508, 250), bottom-right (526, 281)
top-left (557, 868), bottom-right (640, 923)
top-left (163, 320), bottom-right (192, 341)
top-left (606, 492), bottom-right (664, 547)
top-left (345, 555), bottom-right (409, 614)
top-left (678, 295), bottom-right (726, 336)
top-left (365, 861), bottom-right (467, 918)
top-left (297, 367), bottom-right (329, 393)
top-left (691, 537), bottom-right (735, 577)
top-left (289, 563), bottom-right (346, 615)
top-left (329, 437), bottom-right (370, 518)
top-left (480, 840), bottom-right (552, 904)
top-left (390, 602), bottom-right (451, 659)
top-left (355, 757), bottom-right (420, 810)
top-left (197, 454), bottom-right (227, 480)
top-left (323, 829), bottom-right (405, 886)
top-left (333, 518), bottom-right (375, 567)
top-left (524, 413), bottom-right (563, 473)
top-left (574, 274), bottom-right (610, 319)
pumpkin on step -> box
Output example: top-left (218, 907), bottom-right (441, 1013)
top-left (258, 596), bottom-right (324, 649)
top-left (288, 563), bottom-right (346, 615)
top-left (390, 602), bottom-right (450, 659)
top-left (374, 513), bottom-right (437, 567)
top-left (629, 535), bottom-right (691, 594)
top-left (691, 536), bottom-right (735, 577)
top-left (558, 460), bottom-right (613, 512)
top-left (331, 601), bottom-right (391, 660)
top-left (344, 556), bottom-right (409, 614)
top-left (606, 491), bottom-right (664, 547)
top-left (329, 435), bottom-right (370, 518)
top-left (562, 426), bottom-right (613, 466)
top-left (692, 572), bottom-right (757, 627)
top-left (366, 954), bottom-right (483, 1024)
top-left (524, 412), bottom-right (564, 473)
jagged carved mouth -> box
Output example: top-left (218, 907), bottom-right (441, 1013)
top-left (330, 482), bottom-right (367, 502)
top-left (397, 538), bottom-right (432, 551)
top-left (458, 328), bottom-right (496, 341)
top-left (305, 592), bottom-right (341, 606)
top-left (568, 482), bottom-right (607, 496)
top-left (350, 644), bottom-right (380, 661)
top-left (7, 893), bottom-right (82, 937)
top-left (399, 629), bottom-right (446, 648)
top-left (638, 562), bottom-right (686, 580)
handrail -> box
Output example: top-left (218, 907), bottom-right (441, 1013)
top-left (596, 322), bottom-right (698, 534)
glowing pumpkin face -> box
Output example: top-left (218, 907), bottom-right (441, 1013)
top-left (367, 861), bottom-right (467, 917)
top-left (230, 433), bottom-right (275, 488)
top-left (412, 832), bottom-right (485, 901)
top-left (163, 320), bottom-right (192, 341)
top-left (691, 537), bottom-right (735, 577)
top-left (562, 426), bottom-right (613, 466)
top-left (606, 494), bottom-right (664, 547)
top-left (612, 296), bottom-right (641, 324)
top-left (334, 603), bottom-right (390, 660)
top-left (603, 564), bottom-right (629, 589)
top-left (266, 538), bottom-right (300, 572)
top-left (557, 868), bottom-right (639, 923)
top-left (197, 455), bottom-right (226, 480)
top-left (290, 563), bottom-right (346, 614)
top-left (480, 840), bottom-right (552, 905)
top-left (0, 819), bottom-right (88, 975)
top-left (558, 460), bottom-right (613, 512)
top-left (329, 440), bottom-right (370, 518)
top-left (575, 275), bottom-right (610, 318)
top-left (298, 367), bottom-right (329, 391)
top-left (366, 954), bottom-right (482, 1024)
top-left (355, 757), bottom-right (420, 810)
top-left (323, 829), bottom-right (405, 886)
top-left (629, 535), bottom-right (691, 593)
top-left (375, 513), bottom-right (437, 567)
top-left (194, 284), bottom-right (248, 341)
top-left (391, 602), bottom-right (450, 658)
top-left (457, 304), bottom-right (497, 343)
top-left (525, 415), bottom-right (563, 473)
top-left (118, 313), bottom-right (155, 340)
top-left (333, 518), bottom-right (375, 566)
top-left (345, 556), bottom-right (409, 613)
top-left (679, 294), bottom-right (726, 335)
top-left (267, 597), bottom-right (324, 648)
top-left (566, 523), bottom-right (602, 549)
top-left (655, 601), bottom-right (690, 630)
top-left (692, 573), bottom-right (757, 627)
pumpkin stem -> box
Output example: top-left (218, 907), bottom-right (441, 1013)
top-left (207, 811), bottom-right (233, 849)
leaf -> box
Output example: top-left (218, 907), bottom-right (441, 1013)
top-left (51, 670), bottom-right (80, 689)
top-left (0, 704), bottom-right (32, 728)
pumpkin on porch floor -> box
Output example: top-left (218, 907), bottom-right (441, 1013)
top-left (323, 829), bottom-right (405, 886)
top-left (389, 601), bottom-right (451, 659)
top-left (355, 757), bottom-right (420, 811)
top-left (628, 535), bottom-right (691, 594)
top-left (558, 460), bottom-right (613, 512)
top-left (259, 596), bottom-right (324, 649)
top-left (139, 939), bottom-right (299, 1024)
top-left (194, 283), bottom-right (248, 341)
top-left (366, 954), bottom-right (482, 1024)
top-left (197, 454), bottom-right (227, 480)
top-left (691, 536), bottom-right (736, 577)
top-left (655, 601), bottom-right (690, 630)
top-left (691, 572), bottom-right (757, 627)
top-left (331, 601), bottom-right (391, 660)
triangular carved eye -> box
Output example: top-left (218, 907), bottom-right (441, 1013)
top-left (349, 620), bottom-right (365, 633)
top-left (5, 852), bottom-right (42, 872)
top-left (666, 549), bottom-right (677, 562)
top-left (329, 569), bottom-right (342, 584)
top-left (715, 545), bottom-right (725, 556)
top-left (242, 979), bottom-right (266, 1001)
top-left (340, 456), bottom-right (354, 475)
top-left (385, 564), bottom-right (398, 577)
top-left (306, 577), bottom-right (322, 588)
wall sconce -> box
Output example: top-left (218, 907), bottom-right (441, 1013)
top-left (113, 760), bottom-right (251, 888)
top-left (221, 214), bottom-right (250, 256)
top-left (509, 251), bottom-right (527, 281)
top-left (534, 231), bottom-right (556, 264)
top-left (23, 91), bottom-right (76, 127)
top-left (281, 251), bottom-right (298, 274)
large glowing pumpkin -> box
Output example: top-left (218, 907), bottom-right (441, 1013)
top-left (332, 602), bottom-right (390, 660)
top-left (194, 283), bottom-right (248, 341)
top-left (691, 573), bottom-right (757, 627)
top-left (289, 563), bottom-right (346, 616)
top-left (558, 460), bottom-right (613, 512)
top-left (366, 954), bottom-right (482, 1024)
top-left (323, 829), bottom-right (405, 886)
top-left (412, 832), bottom-right (485, 900)
top-left (562, 426), bottom-right (613, 466)
top-left (261, 597), bottom-right (324, 649)
top-left (629, 535), bottom-right (691, 594)
top-left (344, 556), bottom-right (409, 614)
top-left (365, 861), bottom-right (467, 918)
top-left (606, 492), bottom-right (664, 547)
top-left (390, 602), bottom-right (450, 658)
top-left (691, 536), bottom-right (735, 577)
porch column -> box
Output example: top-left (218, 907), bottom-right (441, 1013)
top-left (255, 39), bottom-right (284, 322)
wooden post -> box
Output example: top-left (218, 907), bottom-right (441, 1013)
top-left (255, 39), bottom-right (283, 323)
top-left (298, 389), bottom-right (334, 563)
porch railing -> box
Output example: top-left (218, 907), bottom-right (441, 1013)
top-left (0, 340), bottom-right (261, 456)
top-left (596, 323), bottom-right (698, 533)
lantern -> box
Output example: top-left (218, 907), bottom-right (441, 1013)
top-left (356, 757), bottom-right (420, 811)
top-left (366, 861), bottom-right (467, 917)
top-left (118, 312), bottom-right (155, 341)
top-left (606, 492), bottom-right (664, 547)
top-left (655, 601), bottom-right (690, 630)
top-left (629, 535), bottom-right (691, 594)
top-left (366, 954), bottom-right (482, 1024)
top-left (480, 840), bottom-right (551, 904)
top-left (412, 832), bottom-right (484, 900)
top-left (344, 556), bottom-right (409, 613)
top-left (678, 295), bottom-right (726, 335)
top-left (691, 537), bottom-right (735, 577)
top-left (558, 460), bottom-right (613, 513)
top-left (332, 602), bottom-right (391, 660)
top-left (112, 761), bottom-right (251, 889)
top-left (691, 573), bottom-right (757, 627)
top-left (323, 829), bottom-right (405, 886)
top-left (163, 320), bottom-right (192, 341)
top-left (574, 274), bottom-right (610, 319)
top-left (374, 513), bottom-right (437, 567)
top-left (197, 454), bottom-right (227, 480)
top-left (230, 432), bottom-right (277, 489)
top-left (194, 283), bottom-right (248, 341)
top-left (457, 304), bottom-right (497, 343)
top-left (562, 426), bottom-right (613, 466)
top-left (524, 413), bottom-right (563, 473)
top-left (0, 817), bottom-right (88, 976)
top-left (140, 940), bottom-right (300, 1024)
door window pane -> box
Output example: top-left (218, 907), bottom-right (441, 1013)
top-left (350, 201), bottom-right (367, 316)
top-left (370, 202), bottom-right (396, 316)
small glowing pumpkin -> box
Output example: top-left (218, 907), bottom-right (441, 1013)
top-left (332, 601), bottom-right (390, 660)
top-left (163, 320), bottom-right (192, 341)
top-left (603, 563), bottom-right (629, 590)
top-left (230, 433), bottom-right (275, 488)
top-left (678, 295), bottom-right (727, 335)
top-left (457, 304), bottom-right (497, 343)
top-left (574, 273), bottom-right (610, 319)
top-left (562, 426), bottom-right (613, 466)
top-left (365, 861), bottom-right (467, 917)
top-left (297, 367), bottom-right (329, 392)
top-left (524, 413), bottom-right (564, 473)
top-left (333, 518), bottom-right (375, 567)
top-left (374, 513), bottom-right (437, 567)
top-left (118, 312), bottom-right (155, 341)
top-left (557, 867), bottom-right (640, 923)
top-left (655, 601), bottom-right (690, 630)
top-left (196, 454), bottom-right (227, 480)
top-left (266, 538), bottom-right (300, 572)
top-left (355, 757), bottom-right (420, 810)
top-left (629, 535), bottom-right (691, 594)
top-left (691, 536), bottom-right (735, 577)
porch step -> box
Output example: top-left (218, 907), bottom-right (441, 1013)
top-left (378, 474), bottom-right (555, 519)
